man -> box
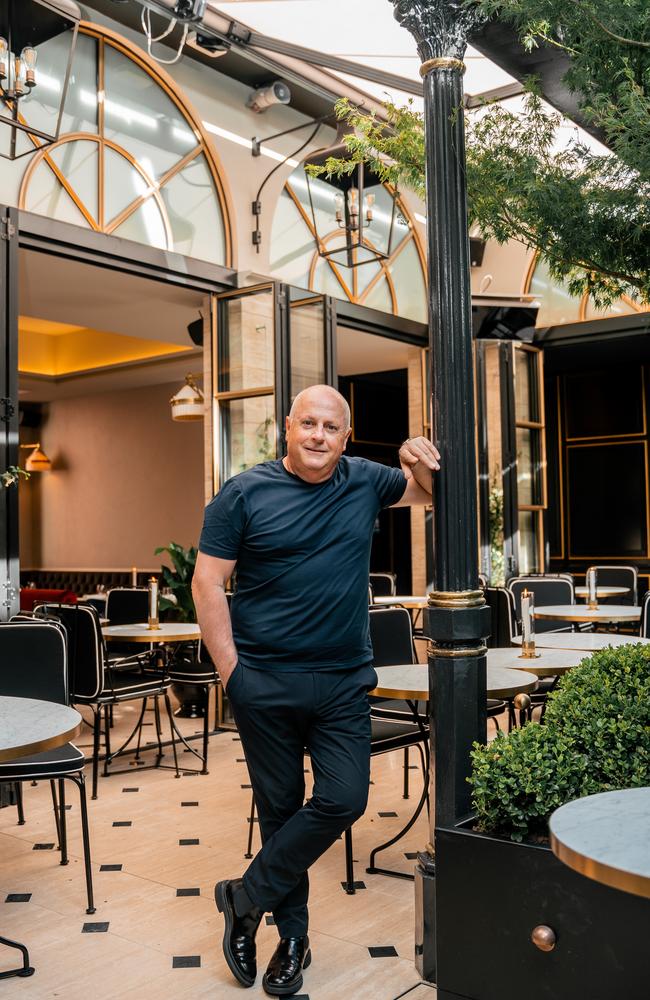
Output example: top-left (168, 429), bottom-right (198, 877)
top-left (193, 384), bottom-right (439, 997)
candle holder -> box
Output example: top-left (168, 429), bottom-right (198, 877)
top-left (519, 639), bottom-right (541, 659)
top-left (519, 588), bottom-right (541, 658)
top-left (586, 568), bottom-right (598, 610)
top-left (147, 576), bottom-right (160, 630)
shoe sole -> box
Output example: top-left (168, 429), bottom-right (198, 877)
top-left (262, 948), bottom-right (312, 997)
top-left (215, 881), bottom-right (255, 988)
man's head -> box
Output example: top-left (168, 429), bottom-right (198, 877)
top-left (284, 385), bottom-right (351, 483)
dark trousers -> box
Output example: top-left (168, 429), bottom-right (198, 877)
top-left (226, 661), bottom-right (376, 937)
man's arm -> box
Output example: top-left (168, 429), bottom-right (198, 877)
top-left (192, 551), bottom-right (238, 687)
top-left (392, 435), bottom-right (440, 507)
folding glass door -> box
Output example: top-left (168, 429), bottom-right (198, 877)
top-left (0, 206), bottom-right (19, 620)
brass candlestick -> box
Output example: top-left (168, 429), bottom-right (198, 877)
top-left (147, 576), bottom-right (160, 630)
top-left (519, 639), bottom-right (541, 659)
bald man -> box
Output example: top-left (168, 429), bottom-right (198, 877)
top-left (193, 385), bottom-right (439, 997)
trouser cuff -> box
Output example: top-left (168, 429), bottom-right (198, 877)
top-left (233, 878), bottom-right (258, 917)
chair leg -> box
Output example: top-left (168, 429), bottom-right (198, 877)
top-left (201, 686), bottom-right (210, 775)
top-left (67, 774), bottom-right (96, 915)
top-left (343, 827), bottom-right (356, 895)
top-left (245, 792), bottom-right (256, 860)
top-left (58, 778), bottom-right (68, 866)
top-left (91, 709), bottom-right (101, 800)
top-left (102, 705), bottom-right (112, 776)
top-left (14, 783), bottom-right (25, 826)
top-left (163, 693), bottom-right (180, 779)
top-left (153, 696), bottom-right (164, 765)
top-left (49, 780), bottom-right (61, 849)
top-left (403, 747), bottom-right (410, 799)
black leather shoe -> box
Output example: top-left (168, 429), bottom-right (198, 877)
top-left (215, 879), bottom-right (263, 987)
top-left (262, 936), bottom-right (312, 997)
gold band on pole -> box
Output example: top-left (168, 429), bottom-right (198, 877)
top-left (420, 57), bottom-right (466, 77)
top-left (428, 643), bottom-right (488, 659)
top-left (428, 589), bottom-right (485, 609)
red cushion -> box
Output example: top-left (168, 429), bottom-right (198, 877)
top-left (20, 588), bottom-right (78, 611)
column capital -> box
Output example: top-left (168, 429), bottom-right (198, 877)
top-left (390, 0), bottom-right (486, 65)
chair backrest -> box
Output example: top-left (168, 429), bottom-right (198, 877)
top-left (485, 587), bottom-right (517, 647)
top-left (369, 606), bottom-right (416, 666)
top-left (35, 603), bottom-right (104, 701)
top-left (369, 572), bottom-right (397, 597)
top-left (508, 575), bottom-right (575, 634)
top-left (640, 591), bottom-right (650, 638)
top-left (587, 565), bottom-right (638, 606)
top-left (106, 587), bottom-right (149, 625)
top-left (0, 619), bottom-right (68, 704)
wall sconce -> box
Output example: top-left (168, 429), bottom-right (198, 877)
top-left (19, 441), bottom-right (52, 471)
top-left (0, 0), bottom-right (81, 160)
top-left (170, 374), bottom-right (204, 421)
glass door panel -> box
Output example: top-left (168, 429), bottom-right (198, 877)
top-left (219, 395), bottom-right (277, 481)
top-left (218, 289), bottom-right (276, 394)
top-left (288, 290), bottom-right (335, 399)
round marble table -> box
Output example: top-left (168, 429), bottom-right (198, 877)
top-left (0, 696), bottom-right (81, 763)
top-left (534, 604), bottom-right (641, 624)
top-left (370, 663), bottom-right (538, 700)
top-left (102, 622), bottom-right (201, 643)
top-left (488, 646), bottom-right (586, 678)
top-left (372, 595), bottom-right (429, 610)
top-left (549, 788), bottom-right (650, 899)
top-left (574, 586), bottom-right (629, 600)
top-left (512, 632), bottom-right (650, 652)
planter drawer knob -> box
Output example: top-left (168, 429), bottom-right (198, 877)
top-left (531, 925), bottom-right (556, 952)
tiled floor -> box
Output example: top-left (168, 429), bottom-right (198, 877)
top-left (0, 698), bottom-right (444, 999)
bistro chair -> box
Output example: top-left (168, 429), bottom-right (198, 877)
top-left (165, 639), bottom-right (220, 774)
top-left (640, 591), bottom-right (650, 638)
top-left (586, 565), bottom-right (638, 606)
top-left (508, 574), bottom-right (575, 634)
top-left (35, 603), bottom-right (179, 798)
top-left (0, 619), bottom-right (95, 914)
top-left (369, 572), bottom-right (397, 598)
top-left (105, 587), bottom-right (150, 667)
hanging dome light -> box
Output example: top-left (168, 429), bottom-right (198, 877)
top-left (170, 374), bottom-right (204, 421)
top-left (20, 442), bottom-right (52, 471)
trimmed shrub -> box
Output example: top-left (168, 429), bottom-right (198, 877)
top-left (470, 643), bottom-right (650, 841)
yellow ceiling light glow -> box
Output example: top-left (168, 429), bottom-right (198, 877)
top-left (18, 316), bottom-right (192, 376)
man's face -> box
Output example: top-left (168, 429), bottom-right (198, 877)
top-left (285, 389), bottom-right (351, 483)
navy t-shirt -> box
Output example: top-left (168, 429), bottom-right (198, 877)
top-left (198, 456), bottom-right (406, 671)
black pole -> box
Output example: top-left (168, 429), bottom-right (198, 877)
top-left (389, 0), bottom-right (490, 982)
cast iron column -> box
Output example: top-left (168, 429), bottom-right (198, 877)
top-left (390, 1), bottom-right (490, 982)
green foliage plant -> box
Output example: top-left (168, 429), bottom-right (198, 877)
top-left (154, 541), bottom-right (197, 623)
top-left (1, 466), bottom-right (29, 488)
top-left (469, 643), bottom-right (650, 841)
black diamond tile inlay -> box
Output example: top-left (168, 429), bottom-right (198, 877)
top-left (100, 864), bottom-right (122, 872)
top-left (122, 788), bottom-right (139, 793)
top-left (177, 888), bottom-right (200, 897)
top-left (33, 843), bottom-right (55, 850)
top-left (378, 811), bottom-right (398, 818)
top-left (232, 737), bottom-right (241, 742)
top-left (241, 784), bottom-right (252, 789)
top-left (179, 838), bottom-right (199, 846)
top-left (5, 894), bottom-right (31, 903)
top-left (404, 852), bottom-right (419, 860)
top-left (64, 804), bottom-right (72, 810)
top-left (368, 946), bottom-right (398, 958)
top-left (173, 955), bottom-right (201, 968)
top-left (181, 802), bottom-right (199, 807)
top-left (182, 771), bottom-right (198, 777)
top-left (265, 915), bottom-right (275, 925)
top-left (236, 758), bottom-right (246, 763)
top-left (113, 821), bottom-right (132, 827)
top-left (83, 922), bottom-right (109, 933)
top-left (341, 880), bottom-right (366, 891)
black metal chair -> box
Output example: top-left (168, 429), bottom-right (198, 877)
top-left (0, 619), bottom-right (95, 914)
top-left (508, 574), bottom-right (575, 633)
top-left (369, 572), bottom-right (397, 598)
top-left (105, 587), bottom-right (150, 667)
top-left (166, 639), bottom-right (220, 774)
top-left (640, 591), bottom-right (650, 638)
top-left (35, 603), bottom-right (179, 798)
top-left (586, 565), bottom-right (638, 606)
top-left (485, 587), bottom-right (517, 647)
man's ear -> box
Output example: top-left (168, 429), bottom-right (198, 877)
top-left (343, 428), bottom-right (352, 451)
top-left (285, 415), bottom-right (291, 436)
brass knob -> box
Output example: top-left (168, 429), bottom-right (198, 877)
top-left (514, 693), bottom-right (531, 711)
top-left (531, 925), bottom-right (556, 952)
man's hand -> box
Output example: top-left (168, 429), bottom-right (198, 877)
top-left (220, 656), bottom-right (239, 690)
top-left (399, 436), bottom-right (440, 479)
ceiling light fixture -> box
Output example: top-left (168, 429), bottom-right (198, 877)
top-left (170, 373), bottom-right (204, 421)
top-left (19, 441), bottom-right (52, 471)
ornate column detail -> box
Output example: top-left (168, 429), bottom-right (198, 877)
top-left (390, 0), bottom-right (486, 62)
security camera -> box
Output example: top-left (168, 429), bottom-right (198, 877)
top-left (246, 81), bottom-right (291, 114)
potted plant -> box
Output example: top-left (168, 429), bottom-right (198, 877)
top-left (433, 644), bottom-right (650, 1000)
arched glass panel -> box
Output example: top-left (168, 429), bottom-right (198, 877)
top-left (528, 259), bottom-right (581, 327)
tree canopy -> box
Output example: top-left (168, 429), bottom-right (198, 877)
top-left (314, 1), bottom-right (650, 306)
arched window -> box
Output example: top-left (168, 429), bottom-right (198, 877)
top-left (270, 167), bottom-right (427, 323)
top-left (18, 24), bottom-right (231, 266)
top-left (526, 257), bottom-right (647, 327)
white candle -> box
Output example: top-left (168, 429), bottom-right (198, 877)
top-left (131, 566), bottom-right (138, 587)
top-left (521, 589), bottom-right (534, 643)
top-left (587, 568), bottom-right (597, 606)
top-left (148, 576), bottom-right (159, 629)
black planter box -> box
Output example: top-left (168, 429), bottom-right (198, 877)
top-left (434, 823), bottom-right (650, 1000)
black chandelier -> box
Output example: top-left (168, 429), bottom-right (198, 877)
top-left (302, 125), bottom-right (401, 270)
top-left (0, 0), bottom-right (80, 160)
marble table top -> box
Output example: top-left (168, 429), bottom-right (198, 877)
top-left (534, 604), bottom-right (641, 623)
top-left (372, 595), bottom-right (429, 609)
top-left (574, 586), bottom-right (629, 599)
top-left (371, 663), bottom-right (538, 701)
top-left (488, 646), bottom-right (587, 678)
top-left (549, 788), bottom-right (650, 899)
top-left (102, 622), bottom-right (201, 643)
top-left (512, 632), bottom-right (650, 652)
top-left (0, 696), bottom-right (82, 763)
